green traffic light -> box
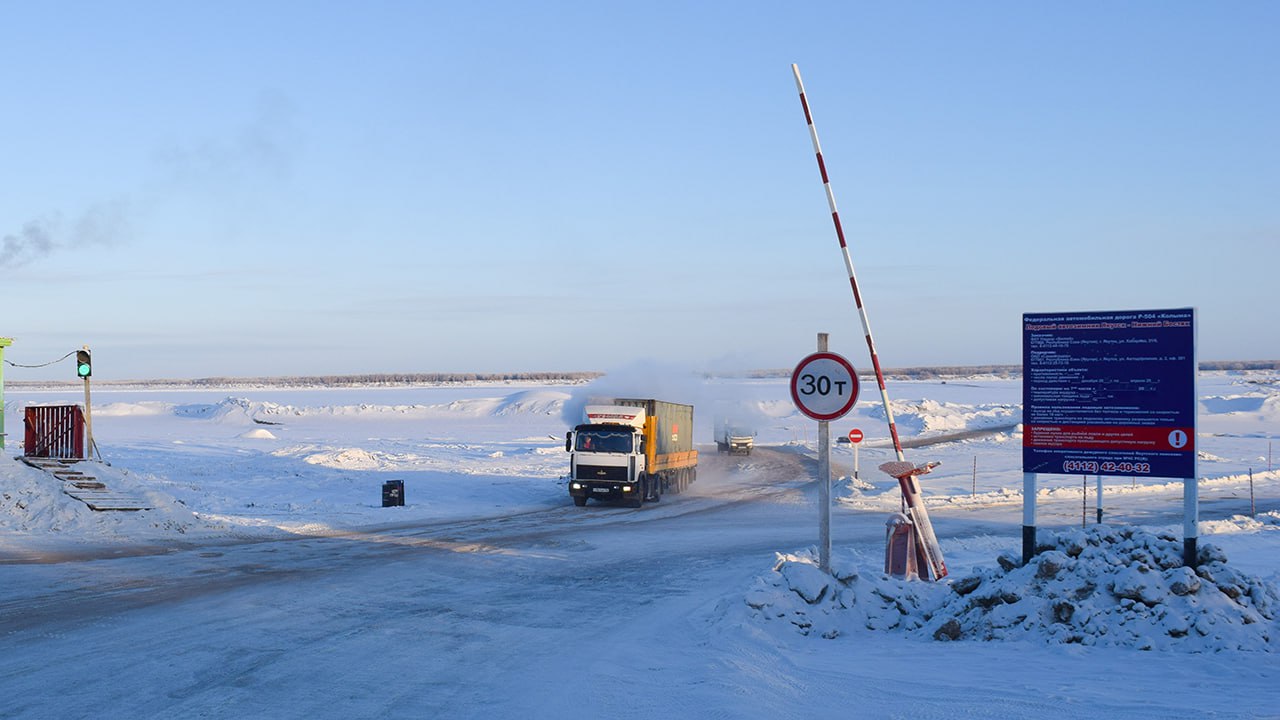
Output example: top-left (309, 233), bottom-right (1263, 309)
top-left (75, 349), bottom-right (92, 378)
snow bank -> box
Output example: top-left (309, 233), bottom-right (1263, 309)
top-left (870, 398), bottom-right (1019, 435)
top-left (747, 525), bottom-right (1280, 652)
top-left (1201, 393), bottom-right (1280, 417)
top-left (239, 428), bottom-right (278, 440)
top-left (494, 390), bottom-right (569, 416)
top-left (91, 391), bottom-right (570, 429)
top-left (0, 457), bottom-right (250, 542)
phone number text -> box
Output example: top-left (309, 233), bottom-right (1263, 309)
top-left (1062, 460), bottom-right (1151, 474)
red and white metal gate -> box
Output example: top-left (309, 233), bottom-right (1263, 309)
top-left (23, 405), bottom-right (86, 459)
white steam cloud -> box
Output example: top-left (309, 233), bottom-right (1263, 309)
top-left (560, 359), bottom-right (783, 441)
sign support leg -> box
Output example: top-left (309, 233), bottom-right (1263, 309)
top-left (1183, 475), bottom-right (1198, 567)
top-left (1023, 472), bottom-right (1037, 565)
top-left (819, 420), bottom-right (831, 573)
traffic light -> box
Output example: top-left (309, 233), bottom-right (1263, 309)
top-left (76, 349), bottom-right (92, 378)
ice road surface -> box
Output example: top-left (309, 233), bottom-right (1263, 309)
top-left (2, 373), bottom-right (1279, 718)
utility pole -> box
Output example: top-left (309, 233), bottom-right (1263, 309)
top-left (77, 346), bottom-right (94, 459)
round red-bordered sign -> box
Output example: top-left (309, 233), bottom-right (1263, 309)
top-left (790, 351), bottom-right (860, 421)
top-left (848, 428), bottom-right (864, 444)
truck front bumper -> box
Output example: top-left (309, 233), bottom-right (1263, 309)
top-left (569, 480), bottom-right (641, 503)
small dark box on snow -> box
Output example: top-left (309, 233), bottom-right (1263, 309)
top-left (382, 480), bottom-right (404, 507)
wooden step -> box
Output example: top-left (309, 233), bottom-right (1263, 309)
top-left (21, 457), bottom-right (152, 512)
top-left (64, 490), bottom-right (151, 511)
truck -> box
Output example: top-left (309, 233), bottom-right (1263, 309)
top-left (565, 398), bottom-right (698, 508)
top-left (715, 421), bottom-right (754, 456)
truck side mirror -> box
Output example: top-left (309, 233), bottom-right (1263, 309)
top-left (565, 432), bottom-right (572, 452)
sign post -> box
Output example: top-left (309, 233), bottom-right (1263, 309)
top-left (791, 337), bottom-right (859, 572)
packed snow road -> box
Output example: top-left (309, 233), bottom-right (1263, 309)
top-left (3, 448), bottom-right (1277, 719)
top-left (0, 448), bottom-right (836, 630)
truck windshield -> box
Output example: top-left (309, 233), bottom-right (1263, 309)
top-left (576, 429), bottom-right (633, 453)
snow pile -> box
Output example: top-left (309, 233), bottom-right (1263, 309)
top-left (1201, 393), bottom-right (1278, 416)
top-left (747, 526), bottom-right (1280, 652)
top-left (1203, 511), bottom-right (1280, 535)
top-left (301, 447), bottom-right (385, 469)
top-left (172, 397), bottom-right (294, 425)
top-left (239, 428), bottom-right (278, 440)
top-left (93, 401), bottom-right (172, 417)
top-left (833, 474), bottom-right (877, 493)
top-left (868, 398), bottom-right (1018, 436)
top-left (494, 390), bottom-right (569, 416)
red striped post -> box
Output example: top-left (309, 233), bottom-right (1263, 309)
top-left (791, 63), bottom-right (904, 463)
top-left (791, 64), bottom-right (948, 579)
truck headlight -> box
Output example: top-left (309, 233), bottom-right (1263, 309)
top-left (571, 483), bottom-right (582, 490)
top-left (622, 485), bottom-right (632, 493)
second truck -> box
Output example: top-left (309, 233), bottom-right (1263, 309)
top-left (565, 398), bottom-right (697, 508)
top-left (715, 420), bottom-right (754, 456)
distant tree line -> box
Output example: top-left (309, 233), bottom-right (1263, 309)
top-left (10, 371), bottom-right (603, 389)
top-left (734, 365), bottom-right (1024, 380)
top-left (11, 362), bottom-right (1279, 389)
top-left (180, 371), bottom-right (605, 387)
top-left (1199, 361), bottom-right (1280, 371)
top-left (733, 361), bottom-right (1280, 380)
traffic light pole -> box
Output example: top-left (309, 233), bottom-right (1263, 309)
top-left (74, 345), bottom-right (94, 459)
top-left (82, 376), bottom-right (94, 460)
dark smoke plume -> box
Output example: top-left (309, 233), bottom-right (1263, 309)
top-left (0, 202), bottom-right (130, 268)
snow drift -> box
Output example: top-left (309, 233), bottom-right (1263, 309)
top-left (748, 524), bottom-right (1280, 652)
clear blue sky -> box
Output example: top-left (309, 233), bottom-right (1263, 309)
top-left (3, 2), bottom-right (1276, 380)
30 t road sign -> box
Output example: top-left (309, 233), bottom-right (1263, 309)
top-left (790, 351), bottom-right (860, 421)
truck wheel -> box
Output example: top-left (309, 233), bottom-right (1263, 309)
top-left (652, 476), bottom-right (662, 503)
top-left (629, 476), bottom-right (645, 508)
top-left (573, 496), bottom-right (587, 507)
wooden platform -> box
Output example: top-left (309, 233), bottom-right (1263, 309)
top-left (20, 457), bottom-right (152, 511)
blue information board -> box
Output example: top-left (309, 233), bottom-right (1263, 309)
top-left (1022, 308), bottom-right (1197, 479)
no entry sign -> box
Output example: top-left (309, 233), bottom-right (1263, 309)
top-left (848, 428), bottom-right (864, 444)
top-left (791, 351), bottom-right (860, 421)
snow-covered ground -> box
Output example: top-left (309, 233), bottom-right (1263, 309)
top-left (2, 372), bottom-right (1278, 718)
